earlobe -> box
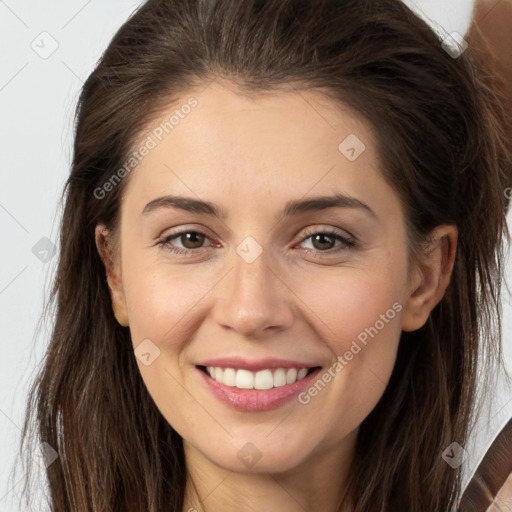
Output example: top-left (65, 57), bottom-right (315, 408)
top-left (401, 225), bottom-right (458, 332)
top-left (94, 224), bottom-right (129, 327)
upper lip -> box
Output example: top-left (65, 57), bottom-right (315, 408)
top-left (197, 357), bottom-right (321, 372)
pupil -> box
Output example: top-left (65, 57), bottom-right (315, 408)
top-left (314, 234), bottom-right (334, 250)
top-left (183, 232), bottom-right (204, 249)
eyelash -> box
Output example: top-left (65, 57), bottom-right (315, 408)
top-left (157, 227), bottom-right (357, 257)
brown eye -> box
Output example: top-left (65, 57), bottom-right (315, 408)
top-left (178, 231), bottom-right (206, 249)
top-left (299, 229), bottom-right (356, 254)
top-left (310, 233), bottom-right (337, 251)
top-left (158, 230), bottom-right (213, 255)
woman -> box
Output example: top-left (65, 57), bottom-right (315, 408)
top-left (17, 0), bottom-right (512, 511)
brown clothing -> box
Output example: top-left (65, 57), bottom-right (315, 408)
top-left (458, 1), bottom-right (512, 510)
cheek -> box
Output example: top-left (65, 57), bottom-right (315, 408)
top-left (122, 261), bottom-right (214, 347)
top-left (291, 266), bottom-right (404, 432)
top-left (291, 263), bottom-right (404, 355)
top-left (121, 264), bottom-right (213, 434)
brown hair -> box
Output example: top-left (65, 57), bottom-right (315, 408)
top-left (15, 0), bottom-right (512, 510)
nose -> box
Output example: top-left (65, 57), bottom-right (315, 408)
top-left (210, 246), bottom-right (295, 339)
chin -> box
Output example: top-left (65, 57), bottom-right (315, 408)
top-left (195, 436), bottom-right (314, 474)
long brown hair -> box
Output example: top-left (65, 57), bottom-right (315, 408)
top-left (15, 0), bottom-right (512, 510)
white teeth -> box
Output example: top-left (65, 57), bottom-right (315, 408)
top-left (204, 366), bottom-right (312, 389)
top-left (254, 369), bottom-right (273, 390)
top-left (273, 368), bottom-right (287, 387)
top-left (286, 368), bottom-right (297, 384)
top-left (235, 369), bottom-right (254, 389)
top-left (297, 368), bottom-right (308, 380)
top-left (223, 368), bottom-right (236, 387)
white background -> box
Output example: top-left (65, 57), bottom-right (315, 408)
top-left (1, 1), bottom-right (510, 509)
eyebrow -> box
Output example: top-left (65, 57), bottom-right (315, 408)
top-left (142, 193), bottom-right (377, 220)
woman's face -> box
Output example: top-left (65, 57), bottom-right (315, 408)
top-left (99, 80), bottom-right (428, 474)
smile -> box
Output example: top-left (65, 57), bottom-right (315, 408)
top-left (196, 362), bottom-right (323, 412)
top-left (203, 366), bottom-right (313, 389)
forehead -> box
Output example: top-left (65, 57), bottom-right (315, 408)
top-left (138, 79), bottom-right (375, 158)
top-left (121, 79), bottom-right (398, 223)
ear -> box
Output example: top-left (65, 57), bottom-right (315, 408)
top-left (401, 225), bottom-right (458, 332)
top-left (95, 224), bottom-right (129, 327)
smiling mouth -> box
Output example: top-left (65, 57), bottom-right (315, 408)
top-left (197, 365), bottom-right (321, 390)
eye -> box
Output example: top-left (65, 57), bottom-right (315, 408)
top-left (156, 227), bottom-right (357, 257)
top-left (297, 228), bottom-right (357, 254)
top-left (157, 229), bottom-right (215, 255)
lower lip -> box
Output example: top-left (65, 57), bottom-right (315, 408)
top-left (196, 366), bottom-right (322, 412)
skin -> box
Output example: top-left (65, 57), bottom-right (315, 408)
top-left (95, 79), bottom-right (457, 512)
